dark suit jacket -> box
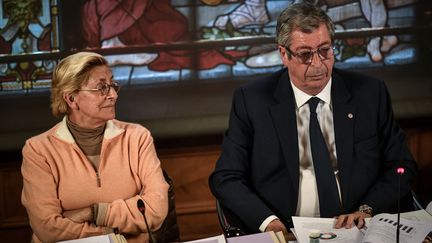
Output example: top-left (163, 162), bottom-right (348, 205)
top-left (209, 68), bottom-right (417, 233)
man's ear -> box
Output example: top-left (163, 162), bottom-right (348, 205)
top-left (278, 45), bottom-right (290, 67)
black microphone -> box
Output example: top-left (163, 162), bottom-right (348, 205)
top-left (396, 167), bottom-right (405, 243)
top-left (137, 199), bottom-right (157, 243)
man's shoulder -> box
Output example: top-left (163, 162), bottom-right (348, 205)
top-left (239, 68), bottom-right (286, 92)
top-left (333, 68), bottom-right (388, 104)
top-left (334, 68), bottom-right (382, 85)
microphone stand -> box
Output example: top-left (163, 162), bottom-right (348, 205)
top-left (396, 167), bottom-right (405, 243)
top-left (137, 199), bottom-right (157, 243)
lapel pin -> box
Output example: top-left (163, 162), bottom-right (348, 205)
top-left (348, 113), bottom-right (354, 119)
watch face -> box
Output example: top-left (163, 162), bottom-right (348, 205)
top-left (359, 204), bottom-right (373, 215)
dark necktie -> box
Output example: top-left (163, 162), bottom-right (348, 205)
top-left (308, 97), bottom-right (341, 217)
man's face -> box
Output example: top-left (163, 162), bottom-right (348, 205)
top-left (279, 24), bottom-right (334, 96)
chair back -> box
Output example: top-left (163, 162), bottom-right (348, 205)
top-left (216, 200), bottom-right (245, 238)
top-left (153, 170), bottom-right (181, 243)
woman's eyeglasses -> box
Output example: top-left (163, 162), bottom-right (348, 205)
top-left (285, 45), bottom-right (335, 64)
top-left (79, 82), bottom-right (121, 96)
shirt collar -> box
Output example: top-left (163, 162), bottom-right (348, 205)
top-left (291, 78), bottom-right (332, 109)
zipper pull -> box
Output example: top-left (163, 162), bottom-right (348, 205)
top-left (96, 172), bottom-right (101, 187)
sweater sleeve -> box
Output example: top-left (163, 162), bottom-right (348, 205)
top-left (99, 128), bottom-right (169, 234)
top-left (21, 140), bottom-right (110, 242)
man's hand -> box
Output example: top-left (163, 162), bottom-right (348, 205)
top-left (265, 219), bottom-right (296, 241)
top-left (265, 219), bottom-right (287, 232)
top-left (334, 211), bottom-right (371, 229)
top-left (62, 206), bottom-right (93, 223)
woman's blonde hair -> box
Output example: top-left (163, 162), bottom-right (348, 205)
top-left (50, 52), bottom-right (108, 117)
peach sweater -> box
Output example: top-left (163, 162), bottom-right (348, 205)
top-left (21, 117), bottom-right (168, 243)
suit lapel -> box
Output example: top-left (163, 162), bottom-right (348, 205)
top-left (331, 71), bottom-right (355, 212)
top-left (269, 70), bottom-right (300, 205)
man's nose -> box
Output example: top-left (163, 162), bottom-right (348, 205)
top-left (309, 51), bottom-right (323, 67)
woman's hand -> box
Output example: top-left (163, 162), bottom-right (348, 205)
top-left (62, 206), bottom-right (93, 223)
top-left (334, 211), bottom-right (371, 229)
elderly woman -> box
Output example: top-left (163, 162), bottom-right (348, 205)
top-left (21, 52), bottom-right (168, 243)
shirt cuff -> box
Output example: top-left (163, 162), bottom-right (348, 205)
top-left (95, 202), bottom-right (109, 226)
top-left (259, 215), bottom-right (279, 232)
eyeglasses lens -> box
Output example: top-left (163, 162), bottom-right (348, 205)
top-left (298, 47), bottom-right (333, 64)
top-left (318, 47), bottom-right (332, 59)
top-left (101, 83), bottom-right (120, 95)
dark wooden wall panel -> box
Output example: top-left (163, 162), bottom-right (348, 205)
top-left (0, 127), bottom-right (431, 241)
top-left (159, 146), bottom-right (222, 241)
top-left (0, 164), bottom-right (32, 242)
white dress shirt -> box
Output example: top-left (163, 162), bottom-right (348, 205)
top-left (259, 78), bottom-right (341, 232)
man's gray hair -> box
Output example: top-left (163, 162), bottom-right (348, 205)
top-left (276, 2), bottom-right (335, 48)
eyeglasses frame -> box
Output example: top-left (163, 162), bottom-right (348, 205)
top-left (78, 82), bottom-right (121, 96)
top-left (284, 45), bottom-right (335, 64)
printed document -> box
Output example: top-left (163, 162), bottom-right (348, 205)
top-left (292, 216), bottom-right (363, 243)
top-left (293, 212), bottom-right (432, 243)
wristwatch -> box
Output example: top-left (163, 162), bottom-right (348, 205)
top-left (358, 204), bottom-right (373, 216)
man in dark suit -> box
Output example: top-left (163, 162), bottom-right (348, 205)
top-left (209, 2), bottom-right (417, 237)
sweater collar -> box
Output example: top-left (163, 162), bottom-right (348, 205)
top-left (56, 116), bottom-right (123, 143)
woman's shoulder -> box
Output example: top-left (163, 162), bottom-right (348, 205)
top-left (111, 119), bottom-right (151, 136)
top-left (25, 122), bottom-right (62, 144)
top-left (23, 122), bottom-right (64, 155)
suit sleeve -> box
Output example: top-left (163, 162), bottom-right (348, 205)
top-left (361, 80), bottom-right (417, 213)
top-left (100, 130), bottom-right (169, 234)
top-left (209, 87), bottom-right (275, 232)
top-left (21, 141), bottom-right (108, 242)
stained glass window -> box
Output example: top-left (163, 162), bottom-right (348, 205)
top-left (0, 0), bottom-right (421, 95)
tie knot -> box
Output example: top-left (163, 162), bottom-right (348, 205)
top-left (308, 97), bottom-right (320, 113)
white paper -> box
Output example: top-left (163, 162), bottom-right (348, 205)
top-left (57, 233), bottom-right (128, 243)
top-left (58, 234), bottom-right (111, 243)
top-left (292, 216), bottom-right (363, 243)
top-left (400, 209), bottom-right (432, 222)
top-left (426, 201), bottom-right (432, 216)
top-left (362, 213), bottom-right (432, 243)
top-left (227, 231), bottom-right (280, 243)
top-left (289, 228), bottom-right (298, 243)
top-left (182, 234), bottom-right (226, 243)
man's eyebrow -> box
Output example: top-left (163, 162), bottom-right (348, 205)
top-left (294, 41), bottom-right (332, 51)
